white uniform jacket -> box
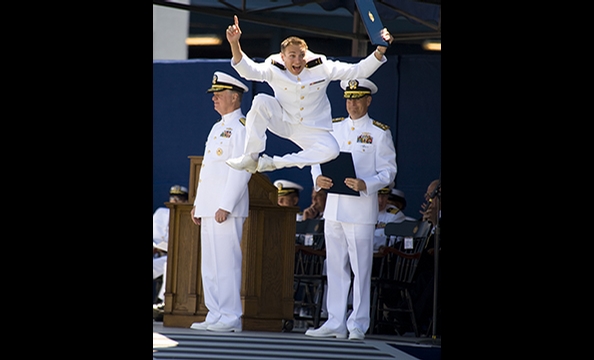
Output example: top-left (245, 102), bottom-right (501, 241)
top-left (231, 50), bottom-right (386, 131)
top-left (193, 109), bottom-right (252, 217)
top-left (311, 114), bottom-right (397, 224)
top-left (153, 207), bottom-right (170, 245)
top-left (374, 205), bottom-right (406, 251)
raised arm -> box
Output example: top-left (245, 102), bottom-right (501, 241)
top-left (226, 15), bottom-right (244, 65)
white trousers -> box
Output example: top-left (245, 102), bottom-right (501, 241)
top-left (322, 219), bottom-right (375, 334)
top-left (200, 216), bottom-right (245, 327)
top-left (244, 94), bottom-right (340, 169)
top-left (153, 255), bottom-right (168, 302)
top-left (153, 255), bottom-right (167, 279)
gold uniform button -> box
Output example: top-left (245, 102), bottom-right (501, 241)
top-left (347, 141), bottom-right (352, 145)
top-left (300, 96), bottom-right (304, 100)
top-left (300, 107), bottom-right (304, 111)
top-left (301, 85), bottom-right (305, 89)
top-left (351, 127), bottom-right (355, 131)
top-left (300, 118), bottom-right (303, 122)
top-left (207, 150), bottom-right (211, 153)
top-left (216, 148), bottom-right (223, 156)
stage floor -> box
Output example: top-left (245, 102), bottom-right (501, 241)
top-left (153, 321), bottom-right (441, 359)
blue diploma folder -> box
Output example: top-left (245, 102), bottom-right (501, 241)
top-left (355, 0), bottom-right (389, 46)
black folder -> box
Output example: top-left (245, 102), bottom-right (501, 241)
top-left (320, 152), bottom-right (360, 196)
top-left (355, 0), bottom-right (389, 47)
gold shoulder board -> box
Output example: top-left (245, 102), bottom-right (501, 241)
top-left (239, 117), bottom-right (246, 126)
top-left (332, 117), bottom-right (345, 123)
top-left (372, 120), bottom-right (389, 131)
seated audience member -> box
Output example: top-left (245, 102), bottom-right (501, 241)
top-left (153, 185), bottom-right (189, 321)
top-left (388, 188), bottom-right (416, 221)
top-left (302, 188), bottom-right (327, 220)
top-left (374, 186), bottom-right (406, 252)
top-left (294, 186), bottom-right (328, 319)
top-left (274, 179), bottom-right (304, 219)
top-left (420, 179), bottom-right (440, 225)
top-left (384, 179), bottom-right (441, 335)
top-left (412, 178), bottom-right (441, 334)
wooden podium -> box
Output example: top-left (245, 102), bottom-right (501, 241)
top-left (162, 156), bottom-right (298, 331)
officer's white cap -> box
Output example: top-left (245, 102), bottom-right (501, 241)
top-left (378, 186), bottom-right (391, 194)
top-left (389, 188), bottom-right (407, 210)
top-left (340, 78), bottom-right (378, 98)
top-left (391, 188), bottom-right (405, 198)
top-left (273, 179), bottom-right (303, 196)
top-left (170, 185), bottom-right (188, 196)
top-left (207, 71), bottom-right (249, 93)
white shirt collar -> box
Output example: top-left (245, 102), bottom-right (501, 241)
top-left (221, 108), bottom-right (243, 123)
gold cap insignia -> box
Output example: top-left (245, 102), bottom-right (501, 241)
top-left (212, 74), bottom-right (218, 85)
top-left (348, 79), bottom-right (359, 90)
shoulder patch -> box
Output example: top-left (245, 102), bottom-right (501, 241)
top-left (271, 59), bottom-right (286, 71)
top-left (239, 117), bottom-right (246, 126)
top-left (387, 207), bottom-right (401, 214)
top-left (332, 117), bottom-right (345, 123)
top-left (305, 58), bottom-right (323, 68)
top-left (372, 120), bottom-right (389, 131)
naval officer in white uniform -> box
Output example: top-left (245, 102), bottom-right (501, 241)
top-left (224, 15), bottom-right (393, 173)
top-left (189, 71), bottom-right (252, 333)
top-left (306, 78), bottom-right (397, 340)
top-left (153, 185), bottom-right (189, 308)
top-left (374, 186), bottom-right (407, 251)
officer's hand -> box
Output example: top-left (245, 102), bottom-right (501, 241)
top-left (190, 206), bottom-right (201, 225)
top-left (344, 178), bottom-right (366, 192)
top-left (215, 208), bottom-right (230, 223)
top-left (302, 206), bottom-right (319, 220)
top-left (316, 175), bottom-right (333, 190)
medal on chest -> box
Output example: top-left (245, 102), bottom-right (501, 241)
top-left (357, 132), bottom-right (373, 144)
top-left (220, 127), bottom-right (232, 138)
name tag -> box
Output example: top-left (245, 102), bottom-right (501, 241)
top-left (404, 237), bottom-right (413, 250)
top-left (304, 234), bottom-right (314, 246)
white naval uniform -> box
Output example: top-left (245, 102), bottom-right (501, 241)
top-left (374, 205), bottom-right (406, 251)
top-left (231, 50), bottom-right (386, 169)
top-left (153, 207), bottom-right (169, 301)
top-left (193, 108), bottom-right (252, 328)
top-left (311, 113), bottom-right (397, 335)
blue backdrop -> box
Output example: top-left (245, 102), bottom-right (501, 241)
top-left (153, 54), bottom-right (440, 218)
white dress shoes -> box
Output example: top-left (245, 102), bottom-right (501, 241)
top-left (226, 154), bottom-right (258, 173)
top-left (189, 321), bottom-right (211, 330)
top-left (348, 328), bottom-right (365, 340)
top-left (304, 326), bottom-right (347, 339)
top-left (255, 154), bottom-right (276, 172)
top-left (207, 322), bottom-right (242, 332)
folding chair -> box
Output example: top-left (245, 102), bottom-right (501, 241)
top-left (369, 220), bottom-right (432, 336)
top-left (293, 219), bottom-right (326, 329)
